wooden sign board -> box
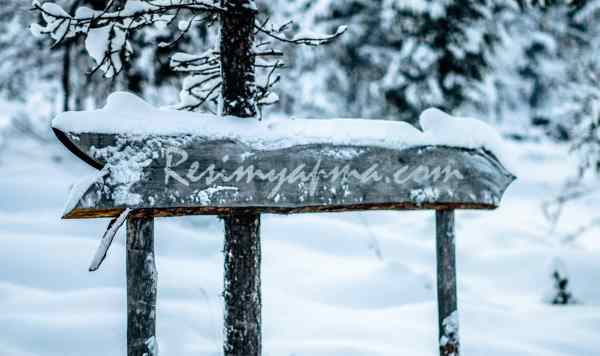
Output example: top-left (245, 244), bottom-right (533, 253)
top-left (55, 128), bottom-right (515, 219)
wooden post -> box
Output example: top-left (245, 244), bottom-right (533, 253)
top-left (436, 209), bottom-right (459, 356)
top-left (223, 213), bottom-right (261, 355)
top-left (126, 215), bottom-right (158, 356)
top-left (220, 1), bottom-right (262, 355)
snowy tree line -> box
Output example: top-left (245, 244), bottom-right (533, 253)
top-left (1, 1), bottom-right (596, 138)
top-left (0, 5), bottom-right (596, 173)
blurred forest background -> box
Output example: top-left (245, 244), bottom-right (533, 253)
top-left (1, 1), bottom-right (600, 355)
top-left (2, 1), bottom-right (598, 134)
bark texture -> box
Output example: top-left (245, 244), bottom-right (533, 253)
top-left (126, 216), bottom-right (157, 356)
top-left (436, 210), bottom-right (460, 356)
top-left (223, 212), bottom-right (262, 356)
top-left (220, 0), bottom-right (257, 118)
top-left (220, 1), bottom-right (262, 356)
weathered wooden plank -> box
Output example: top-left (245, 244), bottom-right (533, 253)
top-left (436, 210), bottom-right (459, 356)
top-left (56, 131), bottom-right (515, 218)
top-left (126, 215), bottom-right (157, 356)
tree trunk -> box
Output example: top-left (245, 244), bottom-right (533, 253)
top-left (220, 0), bottom-right (257, 118)
top-left (436, 210), bottom-right (460, 356)
top-left (220, 1), bottom-right (261, 355)
top-left (126, 215), bottom-right (158, 356)
top-left (223, 213), bottom-right (261, 356)
top-left (61, 43), bottom-right (71, 111)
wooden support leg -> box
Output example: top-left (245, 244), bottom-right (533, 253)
top-left (436, 210), bottom-right (460, 356)
top-left (223, 212), bottom-right (262, 356)
top-left (127, 215), bottom-right (158, 356)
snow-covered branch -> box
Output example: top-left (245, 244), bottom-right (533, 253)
top-left (255, 59), bottom-right (282, 108)
top-left (170, 49), bottom-right (220, 111)
top-left (30, 0), bottom-right (347, 114)
top-left (254, 20), bottom-right (347, 46)
top-left (30, 0), bottom-right (221, 77)
top-left (171, 49), bottom-right (220, 75)
top-left (171, 47), bottom-right (284, 112)
top-left (32, 0), bottom-right (221, 36)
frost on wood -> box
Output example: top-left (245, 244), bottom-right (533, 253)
top-left (52, 92), bottom-right (515, 218)
top-left (223, 213), bottom-right (261, 356)
top-left (440, 310), bottom-right (459, 356)
top-left (89, 208), bottom-right (131, 272)
top-left (126, 216), bottom-right (157, 356)
top-left (436, 210), bottom-right (459, 356)
top-left (63, 168), bottom-right (108, 216)
top-left (51, 97), bottom-right (515, 219)
top-left (143, 336), bottom-right (159, 356)
top-left (56, 138), bottom-right (515, 218)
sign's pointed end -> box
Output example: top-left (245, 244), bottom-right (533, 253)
top-left (52, 127), bottom-right (104, 170)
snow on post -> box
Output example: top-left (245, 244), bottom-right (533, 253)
top-left (436, 211), bottom-right (460, 356)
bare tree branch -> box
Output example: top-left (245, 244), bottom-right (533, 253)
top-left (254, 20), bottom-right (347, 46)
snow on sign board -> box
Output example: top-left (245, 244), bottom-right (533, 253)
top-left (52, 92), bottom-right (515, 219)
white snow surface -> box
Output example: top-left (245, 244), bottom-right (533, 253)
top-left (62, 168), bottom-right (107, 216)
top-left (1, 128), bottom-right (599, 356)
top-left (85, 26), bottom-right (112, 66)
top-left (51, 92), bottom-right (514, 171)
top-left (89, 208), bottom-right (131, 272)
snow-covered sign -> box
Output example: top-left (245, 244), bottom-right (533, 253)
top-left (54, 92), bottom-right (515, 219)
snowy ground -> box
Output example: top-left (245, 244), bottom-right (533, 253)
top-left (0, 132), bottom-right (599, 355)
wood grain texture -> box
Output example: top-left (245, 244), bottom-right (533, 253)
top-left (436, 210), bottom-right (459, 356)
top-left (126, 215), bottom-right (157, 356)
top-left (222, 212), bottom-right (261, 356)
top-left (57, 131), bottom-right (515, 219)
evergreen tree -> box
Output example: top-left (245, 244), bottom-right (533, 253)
top-left (469, 1), bottom-right (591, 138)
top-left (0, 1), bottom-right (64, 102)
top-left (275, 0), bottom-right (498, 123)
top-left (380, 0), bottom-right (497, 123)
